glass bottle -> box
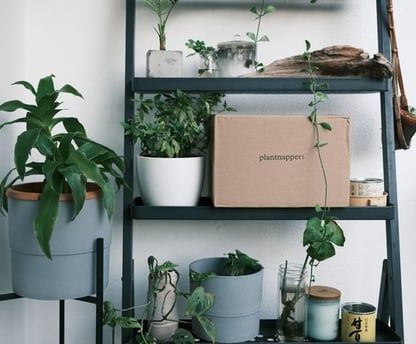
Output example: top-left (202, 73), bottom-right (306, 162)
top-left (277, 262), bottom-right (308, 342)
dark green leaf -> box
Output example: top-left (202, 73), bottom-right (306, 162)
top-left (14, 129), bottom-right (41, 178)
top-left (0, 100), bottom-right (37, 113)
top-left (172, 329), bottom-right (195, 344)
top-left (249, 6), bottom-right (259, 15)
top-left (34, 179), bottom-right (63, 258)
top-left (320, 122), bottom-right (332, 131)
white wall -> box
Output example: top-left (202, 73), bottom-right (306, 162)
top-left (0, 0), bottom-right (414, 343)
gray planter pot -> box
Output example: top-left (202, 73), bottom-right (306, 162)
top-left (7, 182), bottom-right (111, 300)
top-left (189, 257), bottom-right (263, 343)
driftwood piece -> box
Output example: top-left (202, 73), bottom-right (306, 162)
top-left (248, 45), bottom-right (393, 79)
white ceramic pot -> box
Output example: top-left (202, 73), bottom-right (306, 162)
top-left (136, 156), bottom-right (205, 206)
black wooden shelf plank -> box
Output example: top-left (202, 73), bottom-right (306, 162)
top-left (131, 77), bottom-right (389, 94)
top-left (131, 198), bottom-right (395, 221)
top-left (175, 319), bottom-right (400, 344)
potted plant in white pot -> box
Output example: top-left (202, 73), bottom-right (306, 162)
top-left (145, 0), bottom-right (182, 77)
top-left (0, 74), bottom-right (126, 300)
top-left (189, 250), bottom-right (263, 343)
top-left (121, 90), bottom-right (234, 206)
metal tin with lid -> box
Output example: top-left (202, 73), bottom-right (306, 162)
top-left (350, 178), bottom-right (384, 197)
top-left (341, 302), bottom-right (376, 342)
top-left (217, 38), bottom-right (255, 77)
top-left (306, 286), bottom-right (341, 341)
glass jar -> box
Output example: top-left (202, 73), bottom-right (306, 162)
top-left (198, 51), bottom-right (219, 77)
top-left (306, 285), bottom-right (341, 341)
top-left (217, 38), bottom-right (255, 77)
top-left (277, 262), bottom-right (308, 342)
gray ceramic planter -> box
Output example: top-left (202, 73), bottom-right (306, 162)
top-left (7, 182), bottom-right (111, 300)
top-left (189, 257), bottom-right (263, 343)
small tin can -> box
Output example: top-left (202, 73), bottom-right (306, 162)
top-left (341, 302), bottom-right (376, 342)
top-left (350, 178), bottom-right (384, 197)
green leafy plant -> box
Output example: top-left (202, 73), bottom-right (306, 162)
top-left (185, 39), bottom-right (217, 59)
top-left (104, 256), bottom-right (216, 344)
top-left (121, 90), bottom-right (235, 158)
top-left (224, 249), bottom-right (263, 276)
top-left (103, 301), bottom-right (143, 344)
top-left (246, 0), bottom-right (276, 70)
top-left (279, 41), bottom-right (345, 337)
top-left (0, 75), bottom-right (125, 258)
top-left (145, 0), bottom-right (179, 50)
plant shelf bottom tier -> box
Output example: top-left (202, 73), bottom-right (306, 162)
top-left (173, 319), bottom-right (401, 344)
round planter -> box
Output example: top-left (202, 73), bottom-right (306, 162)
top-left (136, 155), bottom-right (205, 206)
top-left (189, 257), bottom-right (263, 343)
top-left (7, 182), bottom-right (111, 300)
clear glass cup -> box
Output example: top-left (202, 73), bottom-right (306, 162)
top-left (277, 262), bottom-right (308, 342)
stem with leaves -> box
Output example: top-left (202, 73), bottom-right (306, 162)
top-left (300, 40), bottom-right (345, 285)
top-left (279, 41), bottom-right (345, 339)
top-left (246, 0), bottom-right (275, 70)
top-left (145, 0), bottom-right (179, 50)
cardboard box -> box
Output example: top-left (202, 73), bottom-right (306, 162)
top-left (211, 114), bottom-right (350, 207)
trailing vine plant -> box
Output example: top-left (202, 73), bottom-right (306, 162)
top-left (279, 40), bottom-right (345, 338)
top-left (246, 0), bottom-right (276, 71)
top-left (301, 39), bottom-right (345, 285)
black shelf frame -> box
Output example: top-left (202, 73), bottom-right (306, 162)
top-left (131, 76), bottom-right (389, 94)
top-left (132, 197), bottom-right (396, 221)
top-left (122, 1), bottom-right (404, 343)
top-left (0, 238), bottom-right (104, 344)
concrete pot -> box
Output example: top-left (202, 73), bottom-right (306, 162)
top-left (189, 257), bottom-right (264, 343)
top-left (146, 50), bottom-right (183, 77)
top-left (7, 182), bottom-right (111, 300)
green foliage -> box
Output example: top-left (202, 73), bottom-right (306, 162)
top-left (144, 0), bottom-right (179, 50)
top-left (185, 39), bottom-right (217, 59)
top-left (104, 256), bottom-right (216, 344)
top-left (185, 286), bottom-right (216, 343)
top-left (0, 75), bottom-right (126, 259)
top-left (224, 249), bottom-right (263, 276)
top-left (103, 301), bottom-right (142, 344)
top-left (122, 90), bottom-right (235, 158)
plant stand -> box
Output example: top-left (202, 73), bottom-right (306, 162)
top-left (0, 238), bottom-right (105, 344)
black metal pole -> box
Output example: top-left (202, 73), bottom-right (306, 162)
top-left (96, 238), bottom-right (104, 344)
top-left (59, 300), bottom-right (65, 344)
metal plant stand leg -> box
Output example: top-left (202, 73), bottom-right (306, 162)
top-left (0, 238), bottom-right (104, 344)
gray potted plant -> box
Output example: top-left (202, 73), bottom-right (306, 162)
top-left (103, 256), bottom-right (216, 344)
top-left (0, 74), bottom-right (125, 300)
top-left (121, 90), bottom-right (234, 206)
top-left (145, 0), bottom-right (182, 77)
top-left (189, 250), bottom-right (263, 343)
